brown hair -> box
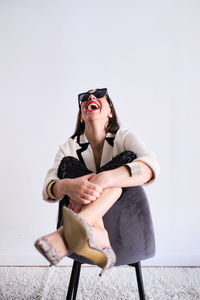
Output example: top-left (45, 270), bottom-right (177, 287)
top-left (70, 94), bottom-right (120, 139)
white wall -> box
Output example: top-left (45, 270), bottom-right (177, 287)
top-left (0, 0), bottom-right (199, 266)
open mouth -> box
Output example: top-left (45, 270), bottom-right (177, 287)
top-left (86, 100), bottom-right (100, 112)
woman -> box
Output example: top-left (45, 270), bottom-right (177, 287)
top-left (35, 88), bottom-right (160, 276)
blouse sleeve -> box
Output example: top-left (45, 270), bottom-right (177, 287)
top-left (42, 145), bottom-right (66, 202)
top-left (119, 129), bottom-right (160, 185)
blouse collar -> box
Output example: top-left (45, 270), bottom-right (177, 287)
top-left (77, 131), bottom-right (116, 146)
top-left (76, 131), bottom-right (116, 172)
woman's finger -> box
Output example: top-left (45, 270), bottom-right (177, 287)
top-left (84, 188), bottom-right (101, 199)
top-left (82, 192), bottom-right (96, 201)
top-left (86, 181), bottom-right (103, 193)
top-left (81, 198), bottom-right (92, 205)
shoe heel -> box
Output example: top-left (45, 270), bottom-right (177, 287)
top-left (99, 247), bottom-right (116, 276)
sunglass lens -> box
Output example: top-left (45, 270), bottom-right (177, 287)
top-left (94, 89), bottom-right (107, 98)
top-left (80, 93), bottom-right (89, 103)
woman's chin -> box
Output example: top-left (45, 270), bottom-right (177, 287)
top-left (85, 112), bottom-right (100, 121)
top-left (85, 116), bottom-right (108, 127)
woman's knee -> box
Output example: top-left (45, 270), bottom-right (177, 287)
top-left (58, 156), bottom-right (92, 179)
top-left (118, 187), bottom-right (123, 198)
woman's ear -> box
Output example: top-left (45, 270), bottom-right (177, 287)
top-left (108, 112), bottom-right (113, 118)
top-left (80, 115), bottom-right (84, 123)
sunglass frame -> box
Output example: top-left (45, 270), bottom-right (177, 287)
top-left (78, 88), bottom-right (108, 108)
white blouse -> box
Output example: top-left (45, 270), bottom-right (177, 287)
top-left (43, 128), bottom-right (160, 202)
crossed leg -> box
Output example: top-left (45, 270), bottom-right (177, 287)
top-left (43, 187), bottom-right (122, 258)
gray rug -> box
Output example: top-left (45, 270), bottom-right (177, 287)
top-left (0, 266), bottom-right (199, 299)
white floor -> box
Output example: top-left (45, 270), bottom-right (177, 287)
top-left (0, 266), bottom-right (200, 300)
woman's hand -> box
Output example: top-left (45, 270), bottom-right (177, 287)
top-left (67, 172), bottom-right (110, 213)
top-left (68, 199), bottom-right (83, 213)
top-left (67, 173), bottom-right (106, 213)
top-left (56, 173), bottom-right (103, 205)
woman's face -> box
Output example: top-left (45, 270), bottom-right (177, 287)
top-left (80, 90), bottom-right (112, 127)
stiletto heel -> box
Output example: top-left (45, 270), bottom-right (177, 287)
top-left (34, 237), bottom-right (63, 265)
top-left (62, 207), bottom-right (116, 275)
top-left (98, 247), bottom-right (116, 276)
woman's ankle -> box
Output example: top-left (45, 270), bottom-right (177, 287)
top-left (91, 226), bottom-right (110, 249)
top-left (78, 211), bottom-right (95, 226)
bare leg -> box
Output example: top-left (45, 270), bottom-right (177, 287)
top-left (40, 187), bottom-right (122, 255)
top-left (79, 187), bottom-right (121, 248)
top-left (79, 187), bottom-right (122, 225)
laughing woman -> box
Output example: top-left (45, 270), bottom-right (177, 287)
top-left (34, 88), bottom-right (160, 275)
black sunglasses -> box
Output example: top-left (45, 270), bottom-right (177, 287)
top-left (78, 88), bottom-right (110, 108)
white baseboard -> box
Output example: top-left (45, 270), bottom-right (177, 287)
top-left (141, 254), bottom-right (200, 266)
top-left (0, 254), bottom-right (73, 266)
top-left (0, 253), bottom-right (199, 266)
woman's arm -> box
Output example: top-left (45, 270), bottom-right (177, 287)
top-left (125, 131), bottom-right (160, 184)
top-left (90, 129), bottom-right (160, 189)
top-left (89, 161), bottom-right (153, 189)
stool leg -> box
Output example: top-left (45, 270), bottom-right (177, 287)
top-left (72, 262), bottom-right (81, 300)
top-left (129, 262), bottom-right (145, 300)
top-left (66, 261), bottom-right (81, 300)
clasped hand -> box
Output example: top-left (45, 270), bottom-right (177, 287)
top-left (66, 172), bottom-right (108, 212)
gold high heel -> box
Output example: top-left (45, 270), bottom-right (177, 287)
top-left (62, 206), bottom-right (116, 276)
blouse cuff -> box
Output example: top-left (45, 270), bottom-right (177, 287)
top-left (43, 178), bottom-right (63, 203)
top-left (125, 156), bottom-right (160, 186)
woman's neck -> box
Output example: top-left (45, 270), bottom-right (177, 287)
top-left (84, 123), bottom-right (106, 149)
